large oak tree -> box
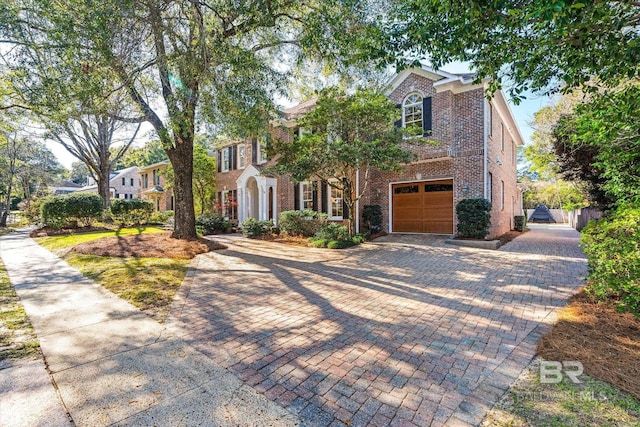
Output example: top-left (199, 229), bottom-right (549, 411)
top-left (1, 0), bottom-right (372, 239)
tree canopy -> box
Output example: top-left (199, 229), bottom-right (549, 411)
top-left (1, 0), bottom-right (374, 238)
top-left (368, 1), bottom-right (640, 101)
top-left (269, 87), bottom-right (423, 234)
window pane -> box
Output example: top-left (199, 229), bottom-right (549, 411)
top-left (394, 185), bottom-right (419, 194)
top-left (330, 186), bottom-right (343, 218)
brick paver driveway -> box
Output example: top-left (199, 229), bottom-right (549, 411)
top-left (167, 224), bottom-right (586, 426)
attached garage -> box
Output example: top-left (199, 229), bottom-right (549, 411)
top-left (391, 179), bottom-right (454, 234)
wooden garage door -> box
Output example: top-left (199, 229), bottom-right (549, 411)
top-left (392, 180), bottom-right (454, 234)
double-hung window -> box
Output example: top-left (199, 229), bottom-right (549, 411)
top-left (300, 181), bottom-right (314, 210)
top-left (329, 181), bottom-right (343, 220)
top-left (238, 145), bottom-right (246, 168)
top-left (222, 149), bottom-right (230, 172)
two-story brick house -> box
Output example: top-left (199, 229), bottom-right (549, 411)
top-left (215, 66), bottom-right (524, 238)
top-left (139, 160), bottom-right (174, 212)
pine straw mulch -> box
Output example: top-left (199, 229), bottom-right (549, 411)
top-left (537, 289), bottom-right (640, 399)
top-left (70, 232), bottom-right (226, 259)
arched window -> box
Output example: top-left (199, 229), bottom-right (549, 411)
top-left (403, 93), bottom-right (423, 133)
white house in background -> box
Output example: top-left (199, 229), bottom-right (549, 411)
top-left (74, 166), bottom-right (141, 200)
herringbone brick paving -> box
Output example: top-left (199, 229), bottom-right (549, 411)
top-left (167, 225), bottom-right (586, 426)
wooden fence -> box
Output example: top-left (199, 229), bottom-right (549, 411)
top-left (567, 208), bottom-right (603, 231)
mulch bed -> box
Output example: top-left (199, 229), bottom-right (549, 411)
top-left (537, 289), bottom-right (640, 399)
top-left (70, 232), bottom-right (226, 259)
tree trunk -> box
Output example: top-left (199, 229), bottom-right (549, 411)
top-left (97, 170), bottom-right (111, 209)
top-left (168, 139), bottom-right (197, 239)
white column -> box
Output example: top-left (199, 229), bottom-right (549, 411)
top-left (258, 184), bottom-right (267, 220)
top-left (237, 187), bottom-right (245, 222)
top-left (272, 184), bottom-right (278, 225)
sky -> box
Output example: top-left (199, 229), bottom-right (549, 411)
top-left (46, 63), bottom-right (551, 170)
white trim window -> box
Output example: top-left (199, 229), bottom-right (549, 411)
top-left (238, 144), bottom-right (246, 169)
top-left (222, 149), bottom-right (230, 172)
top-left (329, 181), bottom-right (343, 220)
top-left (403, 93), bottom-right (423, 134)
top-left (258, 137), bottom-right (268, 164)
top-left (300, 181), bottom-right (313, 210)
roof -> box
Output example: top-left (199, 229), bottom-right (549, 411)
top-left (142, 186), bottom-right (164, 194)
top-left (138, 160), bottom-right (169, 172)
top-left (282, 98), bottom-right (318, 120)
top-left (111, 166), bottom-right (140, 179)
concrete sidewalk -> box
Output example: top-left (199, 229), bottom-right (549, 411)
top-left (0, 230), bottom-right (298, 426)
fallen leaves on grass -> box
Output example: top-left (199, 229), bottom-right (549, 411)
top-left (70, 232), bottom-right (226, 259)
top-left (537, 289), bottom-right (640, 399)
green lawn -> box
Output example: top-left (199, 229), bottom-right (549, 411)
top-left (36, 226), bottom-right (188, 322)
top-left (67, 254), bottom-right (189, 322)
top-left (0, 258), bottom-right (40, 361)
top-left (37, 226), bottom-right (165, 251)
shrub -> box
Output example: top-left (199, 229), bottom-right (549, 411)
top-left (311, 239), bottom-right (328, 248)
top-left (110, 199), bottom-right (154, 226)
top-left (196, 212), bottom-right (230, 235)
top-left (456, 198), bottom-right (492, 239)
top-left (22, 196), bottom-right (48, 224)
top-left (150, 210), bottom-right (174, 224)
top-left (362, 205), bottom-right (383, 233)
top-left (514, 215), bottom-right (527, 232)
top-left (242, 218), bottom-right (273, 238)
top-left (41, 193), bottom-right (103, 228)
top-left (279, 210), bottom-right (328, 237)
top-left (314, 223), bottom-right (350, 241)
top-left (327, 240), bottom-right (349, 249)
top-left (351, 233), bottom-right (368, 245)
top-left (581, 204), bottom-right (640, 317)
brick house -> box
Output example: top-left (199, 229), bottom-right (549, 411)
top-left (215, 66), bottom-right (524, 238)
top-left (75, 166), bottom-right (141, 201)
top-left (139, 160), bottom-right (174, 212)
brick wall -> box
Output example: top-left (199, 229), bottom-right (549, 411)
top-left (486, 101), bottom-right (519, 238)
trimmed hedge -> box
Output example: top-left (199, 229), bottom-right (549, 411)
top-left (242, 218), bottom-right (273, 238)
top-left (514, 215), bottom-right (527, 232)
top-left (456, 198), bottom-right (492, 239)
top-left (581, 204), bottom-right (640, 317)
top-left (279, 210), bottom-right (328, 237)
top-left (41, 193), bottom-right (103, 228)
top-left (110, 199), bottom-right (154, 226)
top-left (196, 212), bottom-right (230, 235)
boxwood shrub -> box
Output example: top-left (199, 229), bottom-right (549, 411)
top-left (196, 212), bottom-right (230, 235)
top-left (41, 193), bottom-right (103, 228)
top-left (514, 215), bottom-right (527, 232)
top-left (279, 210), bottom-right (328, 237)
top-left (242, 218), bottom-right (273, 238)
top-left (456, 198), bottom-right (492, 239)
top-left (110, 199), bottom-right (154, 226)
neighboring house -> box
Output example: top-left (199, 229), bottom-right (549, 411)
top-left (138, 160), bottom-right (174, 212)
top-left (49, 180), bottom-right (82, 195)
top-left (215, 66), bottom-right (524, 238)
top-left (75, 166), bottom-right (141, 200)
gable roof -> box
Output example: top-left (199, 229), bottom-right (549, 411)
top-left (385, 65), bottom-right (481, 96)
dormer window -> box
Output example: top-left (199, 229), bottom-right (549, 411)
top-left (403, 93), bottom-right (423, 134)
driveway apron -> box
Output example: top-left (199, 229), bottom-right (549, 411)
top-left (0, 230), bottom-right (297, 427)
top-left (167, 224), bottom-right (587, 426)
